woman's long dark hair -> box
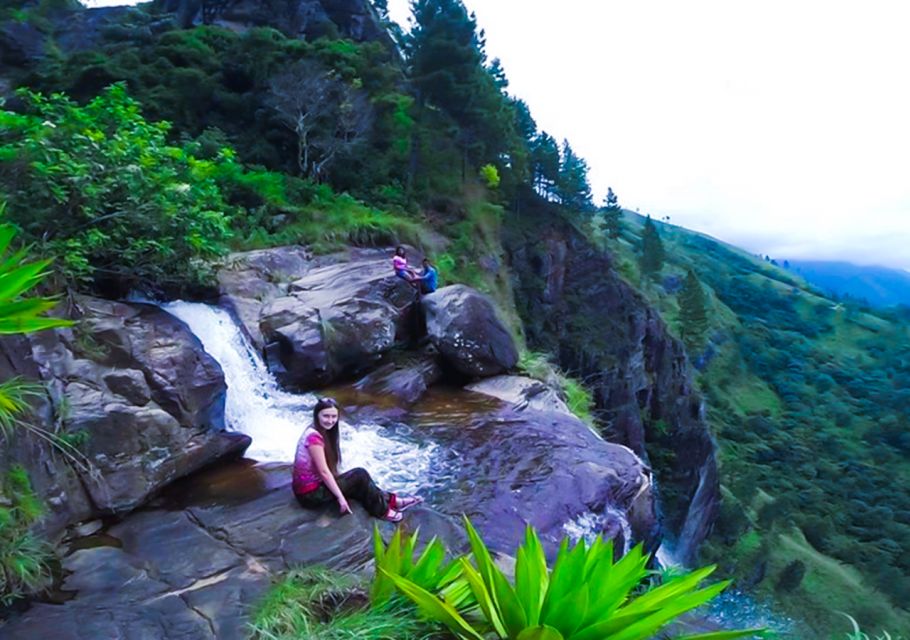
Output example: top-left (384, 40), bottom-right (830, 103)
top-left (312, 397), bottom-right (341, 475)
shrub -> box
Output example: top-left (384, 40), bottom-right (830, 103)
top-left (0, 85), bottom-right (232, 294)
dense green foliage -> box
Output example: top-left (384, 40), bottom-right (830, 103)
top-left (384, 517), bottom-right (760, 640)
top-left (0, 466), bottom-right (51, 605)
top-left (0, 85), bottom-right (231, 293)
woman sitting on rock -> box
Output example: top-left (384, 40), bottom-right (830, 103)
top-left (293, 397), bottom-right (422, 522)
top-left (392, 246), bottom-right (420, 287)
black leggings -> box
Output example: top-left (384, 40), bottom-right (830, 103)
top-left (295, 467), bottom-right (393, 518)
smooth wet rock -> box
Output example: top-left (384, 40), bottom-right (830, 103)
top-left (403, 389), bottom-right (659, 557)
top-left (466, 375), bottom-right (571, 415)
top-left (0, 463), bottom-right (381, 640)
top-left (354, 349), bottom-right (443, 405)
top-left (423, 285), bottom-right (518, 379)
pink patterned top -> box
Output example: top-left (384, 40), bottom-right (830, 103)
top-left (293, 428), bottom-right (325, 495)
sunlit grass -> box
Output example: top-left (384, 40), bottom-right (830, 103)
top-left (249, 566), bottom-right (439, 640)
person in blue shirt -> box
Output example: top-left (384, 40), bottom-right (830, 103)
top-left (418, 258), bottom-right (438, 294)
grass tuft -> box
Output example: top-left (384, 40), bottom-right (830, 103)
top-left (249, 566), bottom-right (439, 640)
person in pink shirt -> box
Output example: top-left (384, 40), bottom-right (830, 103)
top-left (293, 397), bottom-right (422, 522)
top-left (392, 246), bottom-right (419, 287)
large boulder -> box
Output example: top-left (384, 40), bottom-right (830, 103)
top-left (220, 247), bottom-right (421, 390)
top-left (263, 258), bottom-right (418, 388)
top-left (422, 285), bottom-right (518, 379)
top-left (393, 390), bottom-right (659, 556)
top-left (217, 246), bottom-right (315, 350)
top-left (0, 295), bottom-right (248, 522)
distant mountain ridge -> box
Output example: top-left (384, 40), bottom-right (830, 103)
top-left (786, 259), bottom-right (910, 308)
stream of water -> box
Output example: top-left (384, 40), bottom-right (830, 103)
top-left (160, 301), bottom-right (434, 495)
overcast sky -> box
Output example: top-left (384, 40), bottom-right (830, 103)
top-left (83, 0), bottom-right (910, 269)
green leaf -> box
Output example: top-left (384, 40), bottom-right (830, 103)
top-left (381, 569), bottom-right (486, 640)
top-left (460, 557), bottom-right (507, 638)
top-left (517, 625), bottom-right (566, 640)
top-left (491, 560), bottom-right (528, 636)
top-left (0, 260), bottom-right (53, 301)
top-left (605, 581), bottom-right (731, 640)
top-left (515, 525), bottom-right (548, 626)
top-left (540, 537), bottom-right (587, 623)
top-left (617, 565), bottom-right (717, 616)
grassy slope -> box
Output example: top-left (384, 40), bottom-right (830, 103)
top-left (595, 212), bottom-right (910, 638)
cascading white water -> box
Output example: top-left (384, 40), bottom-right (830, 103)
top-left (562, 508), bottom-right (633, 553)
top-left (160, 301), bottom-right (434, 495)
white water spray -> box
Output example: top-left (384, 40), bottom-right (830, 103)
top-left (161, 301), bottom-right (433, 495)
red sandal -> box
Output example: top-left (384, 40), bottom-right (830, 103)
top-left (392, 495), bottom-right (424, 512)
top-left (382, 507), bottom-right (403, 523)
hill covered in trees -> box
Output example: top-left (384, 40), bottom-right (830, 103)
top-left (591, 212), bottom-right (910, 634)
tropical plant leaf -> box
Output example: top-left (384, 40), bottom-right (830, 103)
top-left (516, 625), bottom-right (565, 640)
top-left (0, 260), bottom-right (54, 301)
top-left (515, 525), bottom-right (548, 627)
top-left (380, 569), bottom-right (486, 640)
top-left (460, 557), bottom-right (507, 638)
top-left (604, 581), bottom-right (732, 640)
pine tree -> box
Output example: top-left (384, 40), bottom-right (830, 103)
top-left (530, 132), bottom-right (560, 201)
top-left (602, 187), bottom-right (622, 239)
top-left (679, 269), bottom-right (709, 351)
top-left (406, 0), bottom-right (520, 173)
top-left (639, 215), bottom-right (665, 278)
top-left (556, 139), bottom-right (593, 212)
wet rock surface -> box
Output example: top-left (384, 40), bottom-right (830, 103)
top-left (0, 295), bottom-right (245, 532)
top-left (466, 374), bottom-right (572, 416)
top-left (4, 386), bottom-right (656, 637)
top-left (0, 463), bottom-right (380, 640)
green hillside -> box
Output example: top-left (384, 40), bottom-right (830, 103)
top-left (594, 211), bottom-right (910, 636)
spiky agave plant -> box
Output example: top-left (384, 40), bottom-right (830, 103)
top-left (371, 525), bottom-right (473, 610)
top-left (383, 517), bottom-right (766, 640)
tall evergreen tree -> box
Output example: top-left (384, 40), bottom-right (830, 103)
top-left (602, 187), bottom-right (622, 239)
top-left (406, 0), bottom-right (520, 176)
top-left (556, 139), bottom-right (593, 212)
top-left (679, 268), bottom-right (709, 350)
top-left (639, 215), bottom-right (665, 278)
top-left (530, 132), bottom-right (560, 201)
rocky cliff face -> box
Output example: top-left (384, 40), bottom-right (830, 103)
top-left (504, 201), bottom-right (719, 563)
top-left (157, 0), bottom-right (390, 42)
top-left (0, 296), bottom-right (248, 538)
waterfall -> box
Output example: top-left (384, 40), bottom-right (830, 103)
top-left (562, 508), bottom-right (632, 554)
top-left (160, 301), bottom-right (433, 495)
